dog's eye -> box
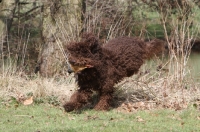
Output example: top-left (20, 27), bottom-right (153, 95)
top-left (69, 60), bottom-right (76, 65)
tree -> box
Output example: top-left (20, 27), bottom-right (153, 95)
top-left (0, 0), bottom-right (18, 54)
top-left (140, 0), bottom-right (200, 86)
top-left (38, 0), bottom-right (83, 77)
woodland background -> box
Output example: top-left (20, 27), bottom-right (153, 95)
top-left (0, 0), bottom-right (199, 76)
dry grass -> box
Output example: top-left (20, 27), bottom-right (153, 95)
top-left (115, 60), bottom-right (200, 111)
top-left (0, 58), bottom-right (200, 111)
top-left (0, 73), bottom-right (77, 104)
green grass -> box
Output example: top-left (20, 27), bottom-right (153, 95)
top-left (0, 101), bottom-right (199, 132)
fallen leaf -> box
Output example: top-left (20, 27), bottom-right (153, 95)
top-left (181, 122), bottom-right (185, 126)
top-left (136, 116), bottom-right (145, 122)
top-left (85, 115), bottom-right (99, 121)
top-left (69, 117), bottom-right (75, 120)
top-left (163, 92), bottom-right (168, 97)
top-left (133, 102), bottom-right (145, 109)
top-left (23, 96), bottom-right (33, 105)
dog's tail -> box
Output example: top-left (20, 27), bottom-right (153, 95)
top-left (144, 39), bottom-right (165, 59)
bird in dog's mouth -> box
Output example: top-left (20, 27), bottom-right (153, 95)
top-left (67, 61), bottom-right (93, 74)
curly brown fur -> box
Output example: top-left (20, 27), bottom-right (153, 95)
top-left (64, 33), bottom-right (164, 112)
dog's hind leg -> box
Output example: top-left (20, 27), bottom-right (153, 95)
top-left (63, 89), bottom-right (92, 112)
top-left (94, 81), bottom-right (114, 111)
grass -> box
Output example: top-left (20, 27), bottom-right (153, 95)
top-left (0, 101), bottom-right (199, 132)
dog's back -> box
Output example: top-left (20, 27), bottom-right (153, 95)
top-left (101, 37), bottom-right (147, 77)
top-left (102, 37), bottom-right (164, 77)
top-left (103, 36), bottom-right (164, 59)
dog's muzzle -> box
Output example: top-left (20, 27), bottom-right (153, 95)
top-left (67, 63), bottom-right (74, 74)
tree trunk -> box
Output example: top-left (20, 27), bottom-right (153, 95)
top-left (38, 0), bottom-right (83, 77)
top-left (0, 0), bottom-right (18, 53)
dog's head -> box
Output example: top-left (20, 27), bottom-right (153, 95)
top-left (66, 33), bottom-right (100, 73)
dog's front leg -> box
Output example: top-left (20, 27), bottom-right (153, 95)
top-left (63, 90), bottom-right (92, 112)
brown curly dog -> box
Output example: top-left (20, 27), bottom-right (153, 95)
top-left (64, 33), bottom-right (164, 112)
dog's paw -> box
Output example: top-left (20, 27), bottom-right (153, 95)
top-left (63, 102), bottom-right (76, 112)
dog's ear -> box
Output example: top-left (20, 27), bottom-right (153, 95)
top-left (82, 33), bottom-right (100, 54)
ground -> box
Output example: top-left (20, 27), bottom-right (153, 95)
top-left (0, 100), bottom-right (200, 132)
